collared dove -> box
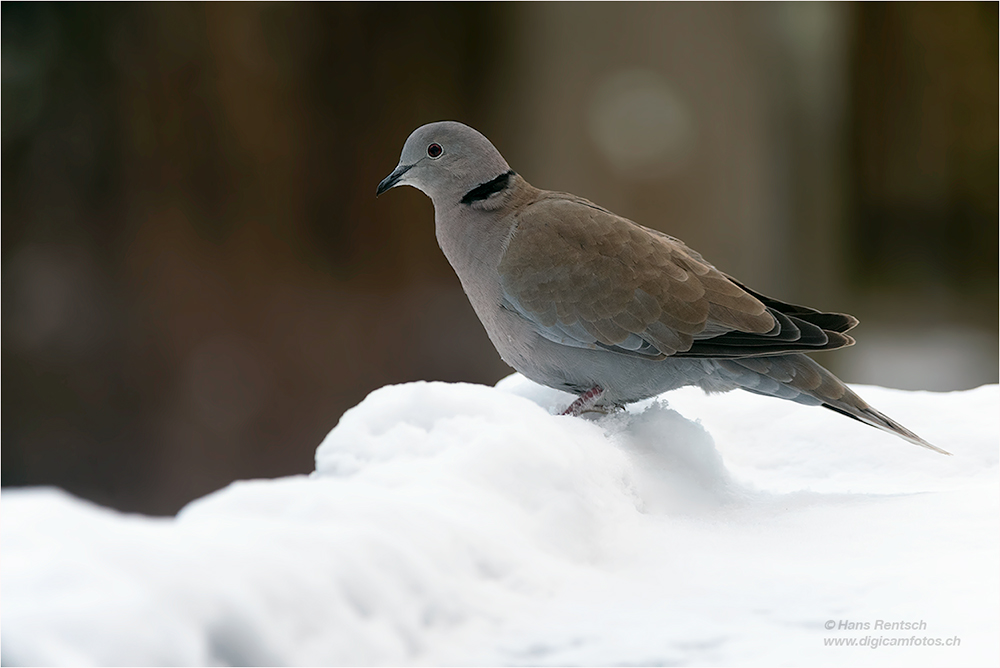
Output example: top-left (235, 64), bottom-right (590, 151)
top-left (377, 121), bottom-right (947, 454)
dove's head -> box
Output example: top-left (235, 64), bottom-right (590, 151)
top-left (377, 121), bottom-right (512, 207)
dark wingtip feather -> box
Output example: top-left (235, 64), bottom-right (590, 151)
top-left (804, 312), bottom-right (859, 333)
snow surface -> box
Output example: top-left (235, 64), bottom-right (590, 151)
top-left (3, 376), bottom-right (998, 666)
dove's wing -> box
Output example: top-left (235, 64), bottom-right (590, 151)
top-left (498, 193), bottom-right (856, 360)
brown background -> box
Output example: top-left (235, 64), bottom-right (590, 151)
top-left (3, 2), bottom-right (997, 515)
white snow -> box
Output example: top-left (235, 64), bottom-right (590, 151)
top-left (3, 375), bottom-right (998, 666)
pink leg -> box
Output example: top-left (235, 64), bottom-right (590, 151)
top-left (561, 386), bottom-right (605, 416)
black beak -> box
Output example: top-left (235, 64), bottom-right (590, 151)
top-left (376, 164), bottom-right (412, 197)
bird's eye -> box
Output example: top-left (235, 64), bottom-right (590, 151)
top-left (427, 143), bottom-right (443, 159)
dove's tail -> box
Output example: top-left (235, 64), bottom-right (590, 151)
top-left (818, 398), bottom-right (949, 454)
top-left (717, 354), bottom-right (950, 455)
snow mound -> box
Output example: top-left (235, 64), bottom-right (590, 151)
top-left (3, 376), bottom-right (998, 666)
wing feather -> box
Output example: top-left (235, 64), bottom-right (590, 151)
top-left (498, 193), bottom-right (856, 360)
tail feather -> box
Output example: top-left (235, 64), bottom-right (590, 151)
top-left (821, 402), bottom-right (951, 455)
top-left (721, 354), bottom-right (949, 455)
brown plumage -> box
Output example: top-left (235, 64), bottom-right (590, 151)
top-left (377, 121), bottom-right (948, 455)
top-left (500, 191), bottom-right (857, 360)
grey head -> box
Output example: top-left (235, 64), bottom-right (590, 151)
top-left (376, 121), bottom-right (512, 208)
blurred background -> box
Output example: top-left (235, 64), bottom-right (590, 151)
top-left (3, 2), bottom-right (997, 515)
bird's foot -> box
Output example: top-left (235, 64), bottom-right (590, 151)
top-left (561, 386), bottom-right (605, 416)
